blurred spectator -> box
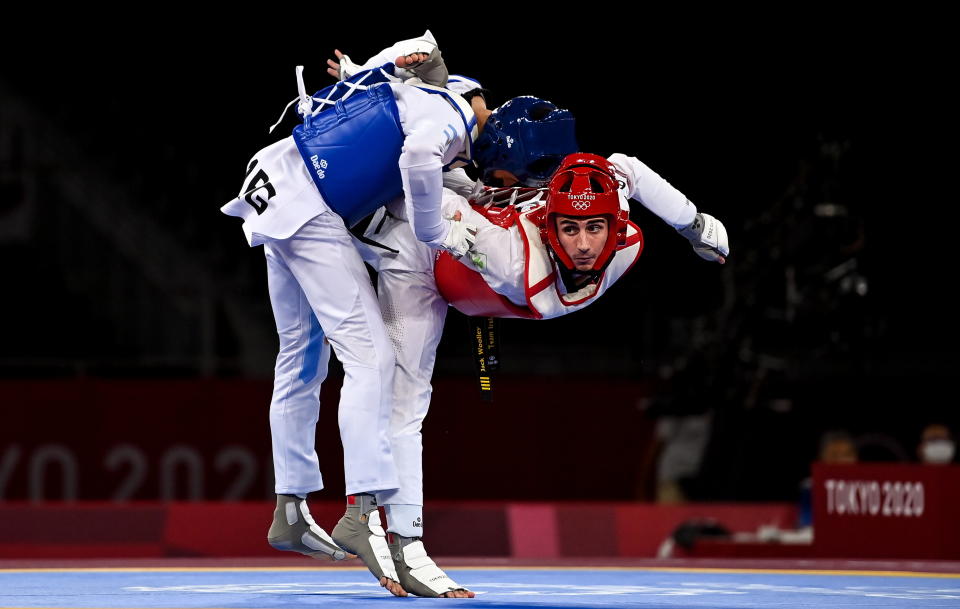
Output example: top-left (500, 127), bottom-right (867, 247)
top-left (798, 430), bottom-right (858, 527)
top-left (917, 424), bottom-right (955, 465)
top-left (653, 413), bottom-right (712, 504)
top-left (818, 430), bottom-right (858, 464)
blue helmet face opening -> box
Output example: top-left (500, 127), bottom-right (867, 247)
top-left (473, 96), bottom-right (577, 188)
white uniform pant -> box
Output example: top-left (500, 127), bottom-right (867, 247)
top-left (375, 268), bottom-right (447, 508)
top-left (356, 192), bottom-right (507, 531)
top-left (266, 211), bottom-right (400, 497)
top-left (356, 202), bottom-right (450, 512)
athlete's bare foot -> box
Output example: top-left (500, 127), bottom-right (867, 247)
top-left (394, 51), bottom-right (430, 69)
top-left (440, 589), bottom-right (476, 598)
top-left (380, 576), bottom-right (408, 597)
top-left (327, 50), bottom-right (431, 79)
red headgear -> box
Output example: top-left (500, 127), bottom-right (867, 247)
top-left (541, 153), bottom-right (628, 273)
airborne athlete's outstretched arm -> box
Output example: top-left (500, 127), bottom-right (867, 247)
top-left (609, 153), bottom-right (729, 263)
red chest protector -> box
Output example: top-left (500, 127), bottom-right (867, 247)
top-left (434, 202), bottom-right (539, 319)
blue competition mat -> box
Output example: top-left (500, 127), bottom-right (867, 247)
top-left (2, 567), bottom-right (959, 608)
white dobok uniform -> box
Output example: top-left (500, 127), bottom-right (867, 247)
top-left (221, 76), bottom-right (479, 499)
top-left (356, 154), bottom-right (698, 527)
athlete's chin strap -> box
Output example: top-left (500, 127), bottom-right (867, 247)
top-left (553, 251), bottom-right (605, 292)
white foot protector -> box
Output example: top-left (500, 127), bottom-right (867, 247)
top-left (332, 496), bottom-right (399, 585)
top-left (267, 495), bottom-right (351, 561)
top-left (390, 535), bottom-right (470, 597)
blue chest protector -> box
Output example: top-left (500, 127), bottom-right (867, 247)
top-left (292, 65), bottom-right (405, 227)
top-left (292, 64), bottom-right (476, 227)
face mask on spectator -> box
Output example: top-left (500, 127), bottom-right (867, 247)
top-left (922, 440), bottom-right (955, 464)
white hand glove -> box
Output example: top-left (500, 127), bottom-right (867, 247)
top-left (440, 216), bottom-right (477, 259)
top-left (677, 213), bottom-right (729, 263)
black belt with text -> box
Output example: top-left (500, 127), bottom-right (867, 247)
top-left (468, 316), bottom-right (500, 402)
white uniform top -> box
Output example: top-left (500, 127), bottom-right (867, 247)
top-left (609, 153), bottom-right (696, 229)
top-left (221, 83), bottom-right (473, 247)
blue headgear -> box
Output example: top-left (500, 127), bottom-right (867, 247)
top-left (472, 96), bottom-right (577, 188)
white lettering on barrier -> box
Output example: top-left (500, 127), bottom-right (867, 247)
top-left (160, 446), bottom-right (205, 501)
top-left (868, 481), bottom-right (881, 515)
top-left (29, 444), bottom-right (78, 502)
top-left (104, 444), bottom-right (149, 502)
top-left (0, 445), bottom-right (266, 501)
top-left (215, 446), bottom-right (258, 502)
top-left (825, 479), bottom-right (925, 518)
top-left (0, 445), bottom-right (21, 500)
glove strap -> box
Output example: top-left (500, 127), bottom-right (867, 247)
top-left (677, 213), bottom-right (704, 241)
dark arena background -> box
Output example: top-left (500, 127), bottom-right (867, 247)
top-left (1, 17), bottom-right (958, 609)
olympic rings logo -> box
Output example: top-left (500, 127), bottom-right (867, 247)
top-left (572, 201), bottom-right (592, 211)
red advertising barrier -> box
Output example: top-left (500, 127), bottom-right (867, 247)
top-left (0, 378), bottom-right (655, 502)
top-left (812, 463), bottom-right (960, 559)
top-left (0, 501), bottom-right (796, 559)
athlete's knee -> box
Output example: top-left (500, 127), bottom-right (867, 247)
top-left (390, 416), bottom-right (425, 440)
top-left (369, 326), bottom-right (398, 375)
top-left (389, 390), bottom-right (431, 433)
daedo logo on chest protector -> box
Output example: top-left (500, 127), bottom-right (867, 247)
top-left (310, 155), bottom-right (328, 179)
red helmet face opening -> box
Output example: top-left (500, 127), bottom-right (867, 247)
top-left (543, 154), bottom-right (628, 273)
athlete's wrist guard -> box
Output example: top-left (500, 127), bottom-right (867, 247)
top-left (677, 213), bottom-right (729, 263)
top-left (336, 53), bottom-right (363, 81)
top-left (405, 48), bottom-right (448, 88)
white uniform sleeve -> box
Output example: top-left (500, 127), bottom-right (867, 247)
top-left (442, 168), bottom-right (480, 198)
top-left (392, 85), bottom-right (469, 248)
top-left (446, 75), bottom-right (483, 96)
top-left (608, 153), bottom-right (697, 229)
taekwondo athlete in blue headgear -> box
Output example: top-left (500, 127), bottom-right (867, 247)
top-left (287, 59), bottom-right (577, 252)
top-left (220, 30), bottom-right (577, 599)
top-left (471, 95), bottom-right (578, 188)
